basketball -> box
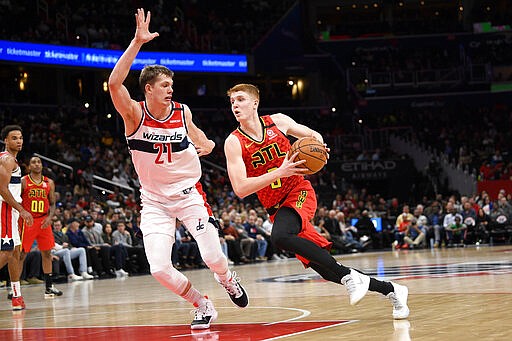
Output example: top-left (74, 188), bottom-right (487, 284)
top-left (289, 137), bottom-right (328, 175)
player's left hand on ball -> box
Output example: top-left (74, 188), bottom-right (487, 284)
top-left (323, 144), bottom-right (330, 159)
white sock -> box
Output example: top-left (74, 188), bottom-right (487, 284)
top-left (216, 269), bottom-right (232, 283)
top-left (88, 266), bottom-right (93, 273)
top-left (182, 285), bottom-right (207, 307)
top-left (11, 281), bottom-right (21, 297)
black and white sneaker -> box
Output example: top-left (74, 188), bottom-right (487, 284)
top-left (44, 285), bottom-right (63, 299)
top-left (191, 297), bottom-right (218, 330)
top-left (214, 271), bottom-right (249, 308)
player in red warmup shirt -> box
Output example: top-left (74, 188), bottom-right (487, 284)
top-left (224, 83), bottom-right (409, 319)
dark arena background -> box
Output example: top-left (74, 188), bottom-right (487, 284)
top-left (1, 1), bottom-right (512, 340)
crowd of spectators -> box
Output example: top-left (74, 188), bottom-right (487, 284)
top-left (0, 0), bottom-right (294, 54)
top-left (361, 102), bottom-right (512, 181)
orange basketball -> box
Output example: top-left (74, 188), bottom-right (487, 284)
top-left (289, 137), bottom-right (328, 175)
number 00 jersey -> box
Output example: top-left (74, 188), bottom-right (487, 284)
top-left (126, 101), bottom-right (201, 200)
top-left (230, 115), bottom-right (301, 209)
top-left (21, 175), bottom-right (51, 218)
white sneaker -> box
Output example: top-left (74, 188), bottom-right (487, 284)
top-left (387, 282), bottom-right (410, 319)
top-left (214, 271), bottom-right (249, 308)
top-left (191, 297), bottom-right (218, 330)
top-left (81, 272), bottom-right (94, 280)
top-left (341, 269), bottom-right (370, 306)
top-left (68, 274), bottom-right (83, 282)
top-left (115, 269), bottom-right (128, 278)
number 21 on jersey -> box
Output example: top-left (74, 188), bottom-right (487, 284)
top-left (154, 143), bottom-right (172, 164)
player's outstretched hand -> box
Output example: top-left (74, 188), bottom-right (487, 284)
top-left (134, 8), bottom-right (159, 44)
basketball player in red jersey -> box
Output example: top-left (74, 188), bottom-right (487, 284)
top-left (224, 84), bottom-right (409, 319)
top-left (0, 125), bottom-right (33, 310)
top-left (108, 9), bottom-right (247, 329)
top-left (18, 156), bottom-right (62, 299)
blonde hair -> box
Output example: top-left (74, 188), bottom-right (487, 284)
top-left (227, 83), bottom-right (260, 100)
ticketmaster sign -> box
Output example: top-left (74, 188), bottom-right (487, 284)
top-left (0, 40), bottom-right (248, 73)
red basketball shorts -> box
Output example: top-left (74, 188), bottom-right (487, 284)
top-left (270, 180), bottom-right (332, 266)
top-left (21, 216), bottom-right (54, 252)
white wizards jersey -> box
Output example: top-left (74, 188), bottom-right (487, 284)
top-left (126, 101), bottom-right (201, 200)
top-left (0, 151), bottom-right (21, 203)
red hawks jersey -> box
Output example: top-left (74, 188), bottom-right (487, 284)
top-left (231, 115), bottom-right (301, 208)
top-left (21, 175), bottom-right (51, 218)
top-left (0, 151), bottom-right (21, 203)
top-left (126, 101), bottom-right (201, 199)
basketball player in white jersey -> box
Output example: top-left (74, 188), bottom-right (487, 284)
top-left (0, 125), bottom-right (34, 311)
top-left (108, 8), bottom-right (248, 329)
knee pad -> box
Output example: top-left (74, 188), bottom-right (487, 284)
top-left (151, 266), bottom-right (189, 296)
top-left (203, 253), bottom-right (227, 274)
top-left (194, 225), bottom-right (228, 273)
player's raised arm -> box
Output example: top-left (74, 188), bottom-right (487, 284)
top-left (271, 113), bottom-right (324, 143)
top-left (108, 8), bottom-right (159, 134)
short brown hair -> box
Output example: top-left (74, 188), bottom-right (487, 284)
top-left (227, 84), bottom-right (259, 101)
top-left (139, 65), bottom-right (174, 93)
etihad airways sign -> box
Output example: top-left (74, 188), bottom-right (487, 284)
top-left (338, 160), bottom-right (408, 180)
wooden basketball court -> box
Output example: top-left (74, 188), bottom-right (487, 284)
top-left (1, 245), bottom-right (511, 340)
